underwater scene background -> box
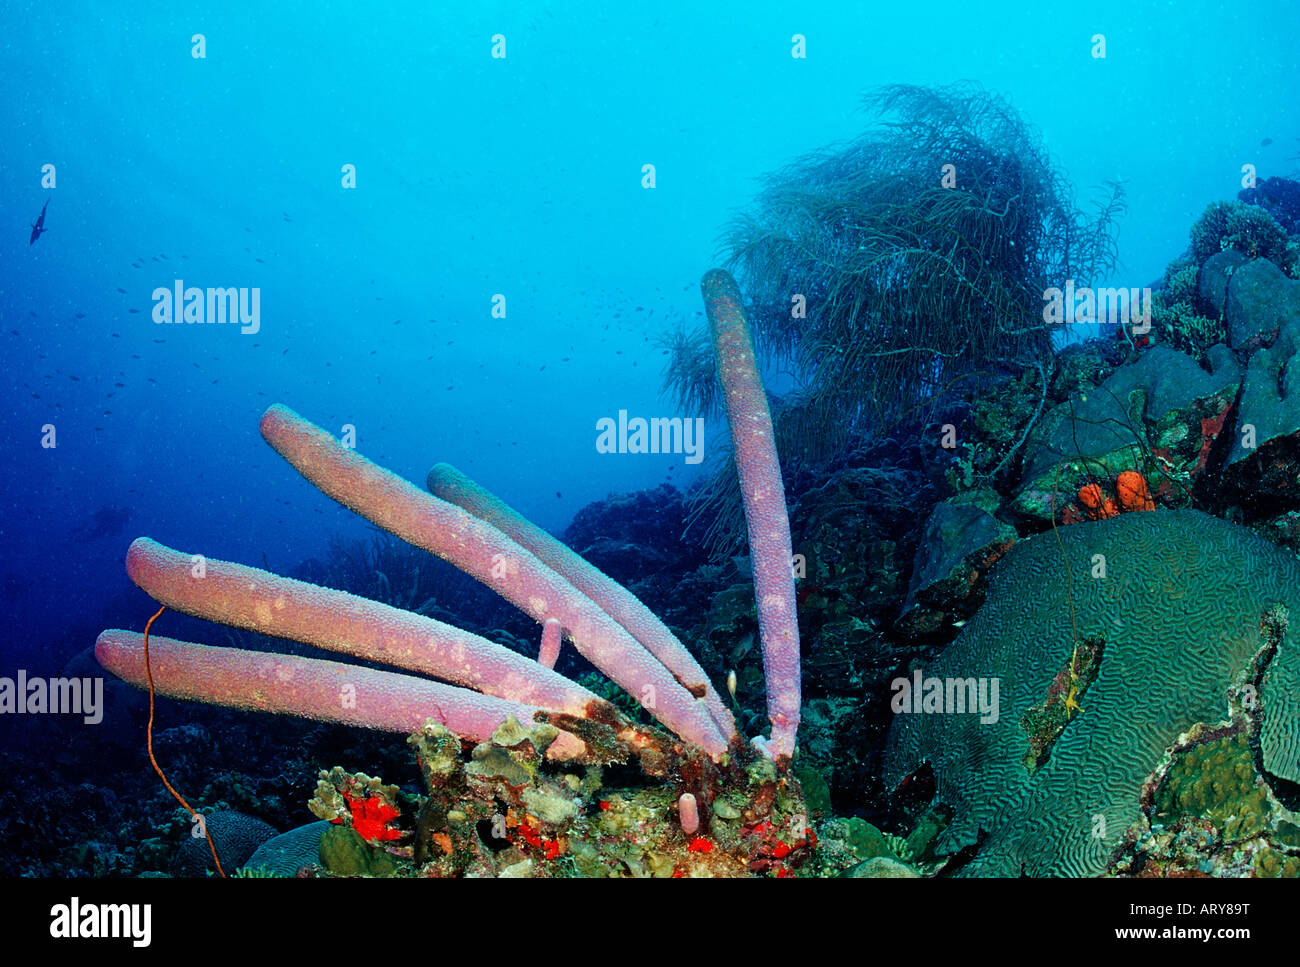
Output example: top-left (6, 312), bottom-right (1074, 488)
top-left (4, 0), bottom-right (1300, 889)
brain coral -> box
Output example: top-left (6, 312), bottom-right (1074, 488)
top-left (243, 821), bottom-right (332, 877)
top-left (176, 810), bottom-right (278, 876)
top-left (884, 509), bottom-right (1300, 876)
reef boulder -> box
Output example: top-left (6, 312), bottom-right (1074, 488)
top-left (1221, 274), bottom-right (1300, 503)
top-left (1223, 257), bottom-right (1300, 350)
top-left (896, 489), bottom-right (1017, 638)
top-left (1012, 346), bottom-right (1239, 521)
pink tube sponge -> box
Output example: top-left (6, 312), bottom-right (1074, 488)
top-left (259, 404), bottom-right (729, 757)
top-left (428, 461), bottom-right (736, 741)
top-left (123, 537), bottom-right (600, 716)
top-left (678, 792), bottom-right (700, 835)
top-left (95, 629), bottom-right (589, 759)
top-left (703, 269), bottom-right (802, 760)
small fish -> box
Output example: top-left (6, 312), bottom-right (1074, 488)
top-left (1261, 137), bottom-right (1274, 147)
top-left (116, 287), bottom-right (126, 294)
top-left (29, 199), bottom-right (49, 245)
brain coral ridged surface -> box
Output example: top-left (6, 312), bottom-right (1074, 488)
top-left (883, 509), bottom-right (1300, 876)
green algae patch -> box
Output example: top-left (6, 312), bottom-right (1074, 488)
top-left (319, 826), bottom-right (397, 877)
top-left (791, 765), bottom-right (831, 816)
top-left (1152, 732), bottom-right (1269, 841)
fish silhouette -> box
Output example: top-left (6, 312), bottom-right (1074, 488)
top-left (29, 199), bottom-right (49, 245)
top-left (69, 505), bottom-right (132, 543)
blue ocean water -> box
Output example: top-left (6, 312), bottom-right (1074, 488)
top-left (4, 1), bottom-right (1297, 666)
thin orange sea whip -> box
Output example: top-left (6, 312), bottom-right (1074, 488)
top-left (142, 605), bottom-right (226, 878)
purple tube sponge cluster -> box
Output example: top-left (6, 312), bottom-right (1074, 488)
top-left (96, 269), bottom-right (802, 764)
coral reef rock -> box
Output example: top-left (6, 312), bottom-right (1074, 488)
top-left (1222, 270), bottom-right (1300, 500)
top-left (896, 489), bottom-right (1017, 638)
top-left (1013, 346), bottom-right (1239, 520)
top-left (1222, 257), bottom-right (1300, 349)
